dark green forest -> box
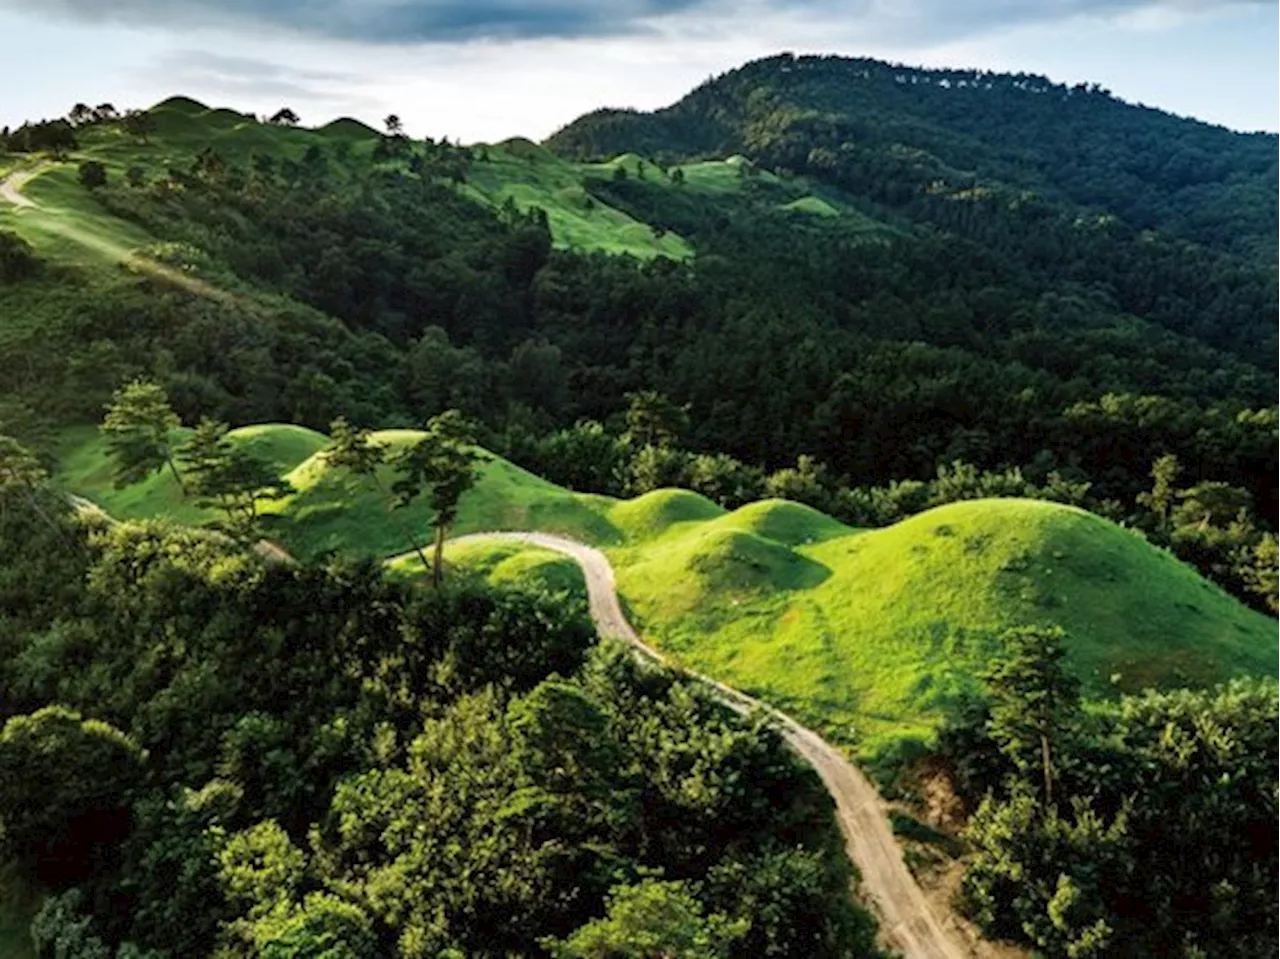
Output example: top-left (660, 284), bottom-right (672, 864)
top-left (0, 51), bottom-right (1276, 959)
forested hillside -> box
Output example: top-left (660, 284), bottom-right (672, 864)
top-left (0, 51), bottom-right (1276, 959)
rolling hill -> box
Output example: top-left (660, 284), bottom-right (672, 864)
top-left (55, 424), bottom-right (1277, 761)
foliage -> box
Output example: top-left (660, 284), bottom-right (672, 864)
top-left (392, 410), bottom-right (481, 586)
top-left (981, 627), bottom-right (1080, 803)
top-left (0, 707), bottom-right (145, 886)
top-left (544, 880), bottom-right (749, 958)
top-left (100, 380), bottom-right (184, 490)
top-left (178, 418), bottom-right (293, 533)
top-left (948, 676), bottom-right (1278, 957)
top-left (0, 495), bottom-right (873, 956)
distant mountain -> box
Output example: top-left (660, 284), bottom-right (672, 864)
top-left (547, 53), bottom-right (1278, 263)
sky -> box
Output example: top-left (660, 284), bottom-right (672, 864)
top-left (0, 1), bottom-right (1275, 142)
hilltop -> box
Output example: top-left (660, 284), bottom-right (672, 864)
top-left (56, 424), bottom-right (1277, 761)
top-left (549, 53), bottom-right (1278, 265)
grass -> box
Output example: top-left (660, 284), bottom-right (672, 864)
top-left (55, 423), bottom-right (330, 527)
top-left (3, 97), bottom-right (894, 274)
top-left (466, 140), bottom-right (694, 260)
top-left (269, 429), bottom-right (619, 560)
top-left (609, 497), bottom-right (1278, 757)
top-left (55, 426), bottom-right (1278, 760)
top-left (388, 539), bottom-right (587, 595)
top-left (55, 424), bottom-right (619, 557)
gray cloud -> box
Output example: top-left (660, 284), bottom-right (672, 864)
top-left (146, 51), bottom-right (382, 115)
top-left (3, 0), bottom-right (1266, 44)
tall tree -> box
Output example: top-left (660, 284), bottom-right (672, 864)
top-left (326, 416), bottom-right (430, 570)
top-left (384, 114), bottom-right (403, 135)
top-left (622, 390), bottom-right (690, 450)
top-left (982, 626), bottom-right (1080, 806)
top-left (122, 109), bottom-right (156, 144)
top-left (269, 107), bottom-right (300, 126)
top-left (101, 379), bottom-right (185, 492)
top-left (67, 103), bottom-right (94, 127)
top-left (392, 410), bottom-right (480, 587)
top-left (179, 418), bottom-right (293, 532)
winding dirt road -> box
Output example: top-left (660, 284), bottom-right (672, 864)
top-left (0, 165), bottom-right (42, 208)
top-left (454, 531), bottom-right (971, 959)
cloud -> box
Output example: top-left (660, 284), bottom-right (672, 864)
top-left (149, 51), bottom-right (366, 102)
top-left (3, 0), bottom-right (1266, 44)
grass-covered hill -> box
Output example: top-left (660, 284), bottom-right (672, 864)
top-left (607, 493), bottom-right (1276, 760)
top-left (56, 424), bottom-right (1277, 762)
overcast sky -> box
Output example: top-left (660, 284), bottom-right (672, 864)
top-left (1, 1), bottom-right (1275, 141)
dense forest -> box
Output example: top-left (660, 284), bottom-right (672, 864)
top-left (0, 51), bottom-right (1276, 958)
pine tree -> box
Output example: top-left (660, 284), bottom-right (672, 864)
top-left (392, 410), bottom-right (480, 587)
top-left (101, 379), bottom-right (185, 492)
top-left (982, 626), bottom-right (1080, 806)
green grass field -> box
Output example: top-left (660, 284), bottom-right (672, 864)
top-left (465, 139), bottom-right (693, 260)
top-left (56, 423), bottom-right (331, 527)
top-left (56, 424), bottom-right (1278, 761)
top-left (609, 496), bottom-right (1277, 756)
top-left (387, 539), bottom-right (587, 596)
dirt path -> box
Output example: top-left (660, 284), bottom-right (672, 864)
top-left (452, 531), bottom-right (973, 959)
top-left (0, 165), bottom-right (42, 209)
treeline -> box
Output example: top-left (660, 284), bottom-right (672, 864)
top-left (0, 478), bottom-right (879, 957)
top-left (936, 627), bottom-right (1277, 957)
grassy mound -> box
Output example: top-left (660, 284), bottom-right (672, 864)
top-left (388, 539), bottom-right (586, 595)
top-left (56, 426), bottom-right (1275, 761)
top-left (607, 488), bottom-right (725, 542)
top-left (150, 95), bottom-right (210, 115)
top-left (782, 195), bottom-right (841, 217)
top-left (57, 424), bottom-right (620, 559)
top-left (613, 497), bottom-right (1277, 756)
top-left (319, 117), bottom-right (380, 140)
top-left (711, 498), bottom-right (852, 547)
top-left (276, 431), bottom-right (618, 560)
top-left (55, 424), bottom-right (329, 526)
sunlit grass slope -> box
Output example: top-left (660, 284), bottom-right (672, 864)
top-left (387, 539), bottom-right (586, 596)
top-left (56, 424), bottom-right (620, 557)
top-left (611, 497), bottom-right (1278, 755)
top-left (578, 153), bottom-right (886, 229)
top-left (0, 98), bottom-right (383, 270)
top-left (57, 427), bottom-right (1276, 760)
top-left (464, 138), bottom-right (693, 260)
top-left (55, 424), bottom-right (331, 526)
top-left (274, 429), bottom-right (619, 560)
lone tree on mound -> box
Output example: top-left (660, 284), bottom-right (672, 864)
top-left (392, 409), bottom-right (480, 588)
top-left (982, 626), bottom-right (1080, 807)
top-left (77, 160), bottom-right (107, 190)
top-left (101, 379), bottom-right (185, 492)
top-left (269, 107), bottom-right (300, 126)
top-left (326, 417), bottom-right (431, 571)
top-left (180, 418), bottom-right (294, 534)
